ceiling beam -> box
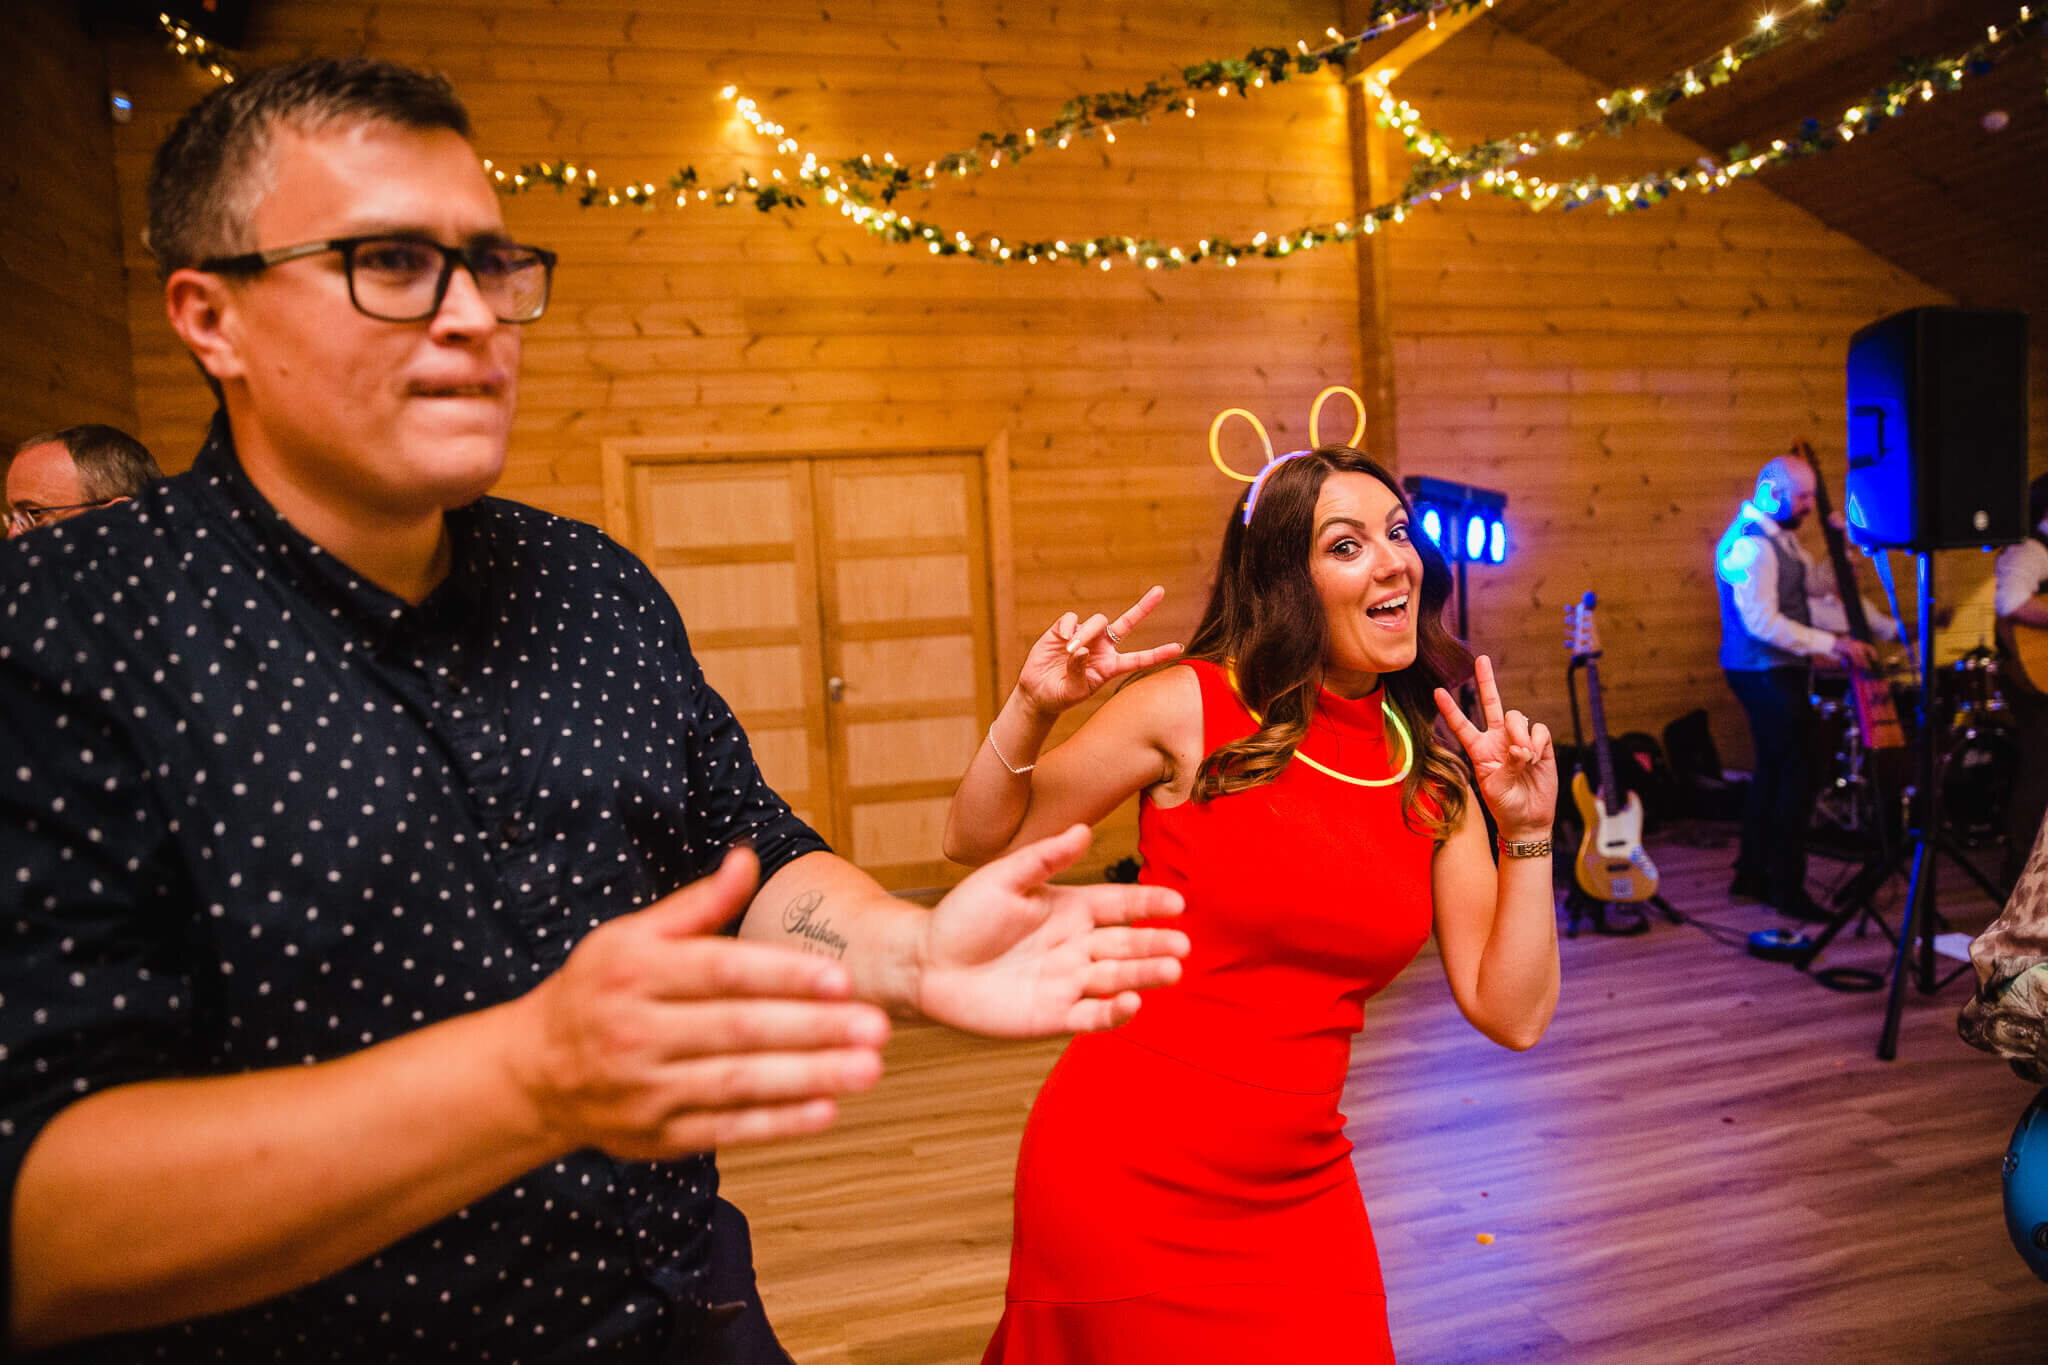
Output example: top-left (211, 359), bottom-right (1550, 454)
top-left (1361, 0), bottom-right (1493, 84)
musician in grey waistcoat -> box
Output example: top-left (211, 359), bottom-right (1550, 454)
top-left (1715, 455), bottom-right (1893, 920)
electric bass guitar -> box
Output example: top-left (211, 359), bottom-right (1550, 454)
top-left (1792, 438), bottom-right (1904, 750)
top-left (1564, 592), bottom-right (1661, 903)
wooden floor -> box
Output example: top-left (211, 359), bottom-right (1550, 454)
top-left (719, 822), bottom-right (2046, 1363)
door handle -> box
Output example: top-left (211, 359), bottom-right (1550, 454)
top-left (828, 676), bottom-right (846, 702)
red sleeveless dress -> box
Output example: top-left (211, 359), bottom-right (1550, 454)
top-left (983, 660), bottom-right (1436, 1363)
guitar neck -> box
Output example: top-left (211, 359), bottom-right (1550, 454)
top-left (1819, 521), bottom-right (1878, 644)
top-left (1802, 445), bottom-right (1879, 645)
top-left (1585, 658), bottom-right (1619, 816)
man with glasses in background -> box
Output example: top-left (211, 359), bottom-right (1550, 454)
top-left (4, 424), bottom-right (163, 538)
top-left (0, 57), bottom-right (1186, 1363)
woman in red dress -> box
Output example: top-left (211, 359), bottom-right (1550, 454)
top-left (944, 444), bottom-right (1561, 1363)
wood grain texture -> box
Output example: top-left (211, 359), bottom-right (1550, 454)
top-left (721, 823), bottom-right (2043, 1363)
top-left (1486, 0), bottom-right (2048, 331)
top-left (84, 1), bottom-right (2044, 839)
top-left (99, 3), bottom-right (1359, 873)
top-left (1, 5), bottom-right (139, 451)
top-left (1363, 17), bottom-right (2003, 772)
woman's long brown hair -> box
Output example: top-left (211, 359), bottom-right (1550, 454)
top-left (1183, 446), bottom-right (1473, 844)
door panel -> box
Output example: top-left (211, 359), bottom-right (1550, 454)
top-left (654, 561), bottom-right (803, 635)
top-left (621, 453), bottom-right (997, 891)
top-left (849, 798), bottom-right (959, 892)
top-left (631, 461), bottom-right (834, 844)
top-left (843, 714), bottom-right (982, 787)
top-left (814, 458), bottom-right (995, 891)
top-left (835, 554), bottom-right (974, 622)
top-left (648, 473), bottom-right (795, 546)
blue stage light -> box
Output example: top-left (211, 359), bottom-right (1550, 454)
top-left (1399, 475), bottom-right (1508, 570)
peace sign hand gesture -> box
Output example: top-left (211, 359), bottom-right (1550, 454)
top-left (1433, 654), bottom-right (1558, 842)
top-left (1016, 586), bottom-right (1182, 717)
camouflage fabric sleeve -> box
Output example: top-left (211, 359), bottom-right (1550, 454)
top-left (1961, 819), bottom-right (2048, 1082)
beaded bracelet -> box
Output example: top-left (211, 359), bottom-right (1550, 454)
top-left (987, 727), bottom-right (1036, 775)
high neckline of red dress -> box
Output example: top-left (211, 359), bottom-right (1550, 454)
top-left (1311, 682), bottom-right (1387, 738)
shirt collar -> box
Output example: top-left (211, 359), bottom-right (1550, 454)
top-left (188, 410), bottom-right (491, 645)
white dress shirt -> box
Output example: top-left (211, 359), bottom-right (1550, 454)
top-left (1994, 526), bottom-right (2048, 619)
top-left (1728, 504), bottom-right (1901, 658)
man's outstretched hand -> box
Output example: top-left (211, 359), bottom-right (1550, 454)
top-left (507, 846), bottom-right (893, 1161)
top-left (916, 824), bottom-right (1189, 1038)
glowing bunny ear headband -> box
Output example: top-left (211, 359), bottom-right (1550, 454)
top-left (1208, 385), bottom-right (1369, 525)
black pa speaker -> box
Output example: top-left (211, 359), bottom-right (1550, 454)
top-left (1843, 306), bottom-right (2029, 551)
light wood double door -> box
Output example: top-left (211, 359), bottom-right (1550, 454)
top-left (630, 455), bottom-right (996, 892)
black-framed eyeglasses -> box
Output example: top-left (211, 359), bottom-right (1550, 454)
top-left (6, 499), bottom-right (121, 535)
top-left (196, 235), bottom-right (558, 324)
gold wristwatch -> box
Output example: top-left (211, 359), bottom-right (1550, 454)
top-left (1497, 836), bottom-right (1552, 859)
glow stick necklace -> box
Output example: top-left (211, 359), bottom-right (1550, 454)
top-left (1226, 665), bottom-right (1414, 788)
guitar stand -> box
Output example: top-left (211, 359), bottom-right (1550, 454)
top-left (1559, 655), bottom-right (1687, 938)
top-left (1562, 886), bottom-right (1684, 938)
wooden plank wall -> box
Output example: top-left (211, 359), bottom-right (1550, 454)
top-left (1, 5), bottom-right (139, 453)
top-left (1370, 17), bottom-right (2048, 769)
top-left (88, 3), bottom-right (2045, 818)
top-left (101, 0), bottom-right (1361, 867)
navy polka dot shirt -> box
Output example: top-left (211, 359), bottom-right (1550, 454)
top-left (0, 415), bottom-right (826, 1362)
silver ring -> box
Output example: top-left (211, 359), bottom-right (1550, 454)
top-left (1105, 629), bottom-right (1123, 645)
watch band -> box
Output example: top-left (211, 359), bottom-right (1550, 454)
top-left (1498, 836), bottom-right (1552, 859)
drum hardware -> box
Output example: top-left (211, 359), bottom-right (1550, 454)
top-left (1810, 690), bottom-right (1884, 841)
top-left (1939, 720), bottom-right (2018, 847)
top-left (1794, 520), bottom-right (2006, 1054)
top-left (1945, 644), bottom-right (2010, 731)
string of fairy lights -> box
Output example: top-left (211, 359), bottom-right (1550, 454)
top-left (476, 0), bottom-right (1858, 250)
top-left (157, 12), bottom-right (238, 83)
top-left (1370, 0), bottom-right (1861, 206)
top-left (479, 0), bottom-right (1498, 211)
top-left (155, 4), bottom-right (2042, 270)
top-left (1369, 2), bottom-right (2041, 217)
top-left (679, 1), bottom-right (2040, 268)
top-left (481, 0), bottom-right (2040, 267)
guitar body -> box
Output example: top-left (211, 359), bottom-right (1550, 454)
top-left (1846, 669), bottom-right (1907, 749)
top-left (1571, 770), bottom-right (1661, 903)
top-left (1999, 617), bottom-right (2048, 697)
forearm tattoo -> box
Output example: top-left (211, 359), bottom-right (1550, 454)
top-left (780, 889), bottom-right (849, 959)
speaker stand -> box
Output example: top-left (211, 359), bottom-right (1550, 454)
top-left (1877, 550), bottom-right (1982, 1060)
top-left (1797, 735), bottom-right (1904, 991)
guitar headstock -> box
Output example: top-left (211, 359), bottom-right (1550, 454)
top-left (1564, 590), bottom-right (1602, 662)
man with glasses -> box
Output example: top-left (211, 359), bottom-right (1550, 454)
top-left (0, 58), bottom-right (1186, 1362)
top-left (5, 424), bottom-right (163, 538)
